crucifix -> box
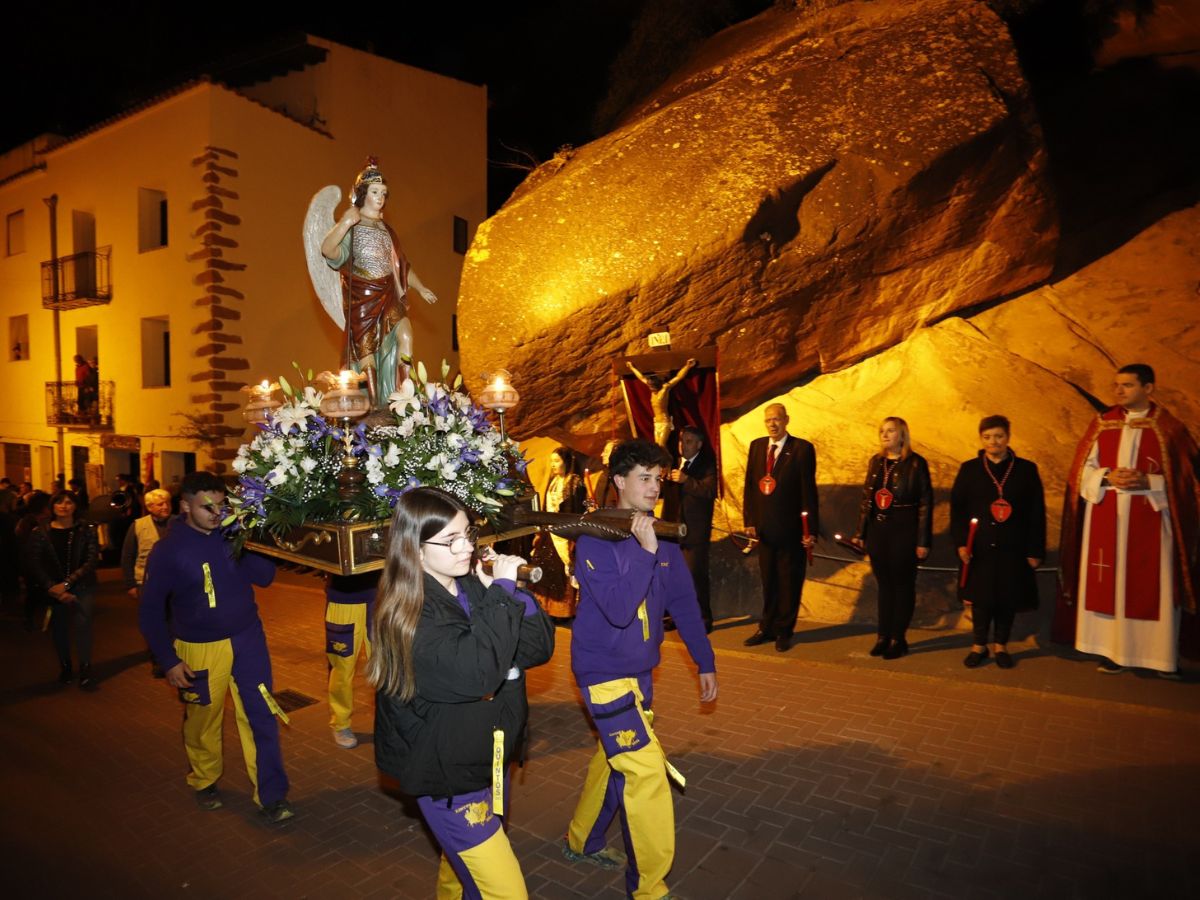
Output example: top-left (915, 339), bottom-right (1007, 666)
top-left (1090, 548), bottom-right (1111, 583)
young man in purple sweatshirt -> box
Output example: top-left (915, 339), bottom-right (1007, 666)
top-left (563, 439), bottom-right (718, 899)
top-left (138, 471), bottom-right (293, 823)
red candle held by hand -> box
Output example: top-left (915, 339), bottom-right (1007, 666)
top-left (584, 468), bottom-right (595, 503)
top-left (802, 511), bottom-right (814, 565)
top-left (959, 517), bottom-right (979, 588)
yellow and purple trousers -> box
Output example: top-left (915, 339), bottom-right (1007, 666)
top-left (418, 777), bottom-right (527, 900)
top-left (325, 600), bottom-right (373, 732)
top-left (567, 673), bottom-right (675, 900)
top-left (174, 620), bottom-right (289, 808)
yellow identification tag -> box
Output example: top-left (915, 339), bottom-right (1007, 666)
top-left (258, 683), bottom-right (291, 725)
top-left (202, 563), bottom-right (216, 608)
top-left (665, 759), bottom-right (686, 789)
top-left (491, 728), bottom-right (505, 816)
top-left (585, 559), bottom-right (594, 570)
top-left (637, 600), bottom-right (649, 641)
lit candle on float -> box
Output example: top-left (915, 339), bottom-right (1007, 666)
top-left (802, 511), bottom-right (813, 565)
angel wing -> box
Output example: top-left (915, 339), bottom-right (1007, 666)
top-left (303, 185), bottom-right (346, 330)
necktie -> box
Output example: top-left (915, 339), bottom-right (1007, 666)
top-left (767, 443), bottom-right (777, 475)
top-left (682, 458), bottom-right (691, 474)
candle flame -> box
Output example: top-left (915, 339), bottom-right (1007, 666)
top-left (339, 369), bottom-right (353, 388)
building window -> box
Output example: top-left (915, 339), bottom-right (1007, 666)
top-left (9, 315), bottom-right (29, 361)
top-left (453, 216), bottom-right (469, 255)
top-left (141, 316), bottom-right (170, 387)
top-left (138, 189), bottom-right (168, 252)
top-left (6, 210), bottom-right (24, 256)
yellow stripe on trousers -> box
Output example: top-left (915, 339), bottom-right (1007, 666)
top-left (174, 637), bottom-right (263, 806)
top-left (567, 677), bottom-right (675, 900)
top-left (326, 602), bottom-right (372, 732)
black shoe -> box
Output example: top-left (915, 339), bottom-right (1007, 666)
top-left (994, 651), bottom-right (1014, 669)
top-left (260, 799), bottom-right (294, 824)
top-left (882, 639), bottom-right (908, 660)
top-left (869, 638), bottom-right (888, 657)
top-left (1097, 659), bottom-right (1125, 674)
top-left (78, 664), bottom-right (97, 691)
top-left (663, 617), bottom-right (677, 632)
top-left (195, 785), bottom-right (223, 811)
top-left (963, 649), bottom-right (989, 668)
top-left (59, 663), bottom-right (74, 685)
top-left (743, 630), bottom-right (772, 647)
top-left (774, 636), bottom-right (791, 653)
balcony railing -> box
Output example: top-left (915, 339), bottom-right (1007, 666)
top-left (41, 247), bottom-right (113, 310)
top-left (45, 380), bottom-right (114, 430)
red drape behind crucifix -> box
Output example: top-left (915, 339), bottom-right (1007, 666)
top-left (617, 348), bottom-right (722, 497)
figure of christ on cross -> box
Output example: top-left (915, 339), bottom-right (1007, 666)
top-left (626, 358), bottom-right (696, 450)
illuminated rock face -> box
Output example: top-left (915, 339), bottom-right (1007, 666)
top-left (459, 0), bottom-right (1057, 438)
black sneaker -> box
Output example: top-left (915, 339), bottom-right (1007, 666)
top-left (195, 785), bottom-right (223, 811)
top-left (260, 799), bottom-right (294, 824)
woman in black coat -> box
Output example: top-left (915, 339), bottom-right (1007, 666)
top-left (25, 490), bottom-right (101, 688)
top-left (370, 487), bottom-right (554, 899)
top-left (950, 415), bottom-right (1046, 670)
top-left (851, 417), bottom-right (933, 659)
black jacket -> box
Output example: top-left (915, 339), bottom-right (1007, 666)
top-left (853, 453), bottom-right (934, 547)
top-left (24, 520), bottom-right (100, 592)
top-left (660, 449), bottom-right (717, 547)
top-left (742, 434), bottom-right (819, 543)
top-left (950, 451), bottom-right (1046, 558)
top-left (374, 573), bottom-right (555, 799)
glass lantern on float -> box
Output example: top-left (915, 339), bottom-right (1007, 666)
top-left (478, 369), bottom-right (519, 447)
top-left (319, 370), bottom-right (372, 502)
top-left (243, 380), bottom-right (280, 425)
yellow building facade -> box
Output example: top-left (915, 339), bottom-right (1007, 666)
top-left (0, 37), bottom-right (485, 495)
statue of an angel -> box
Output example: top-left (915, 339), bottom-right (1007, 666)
top-left (303, 158), bottom-right (437, 406)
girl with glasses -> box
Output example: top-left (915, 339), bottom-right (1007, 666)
top-left (370, 487), bottom-right (555, 899)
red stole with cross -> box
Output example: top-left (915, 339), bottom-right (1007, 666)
top-left (1084, 417), bottom-right (1163, 619)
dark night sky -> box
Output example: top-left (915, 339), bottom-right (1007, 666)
top-left (0, 2), bottom-right (769, 212)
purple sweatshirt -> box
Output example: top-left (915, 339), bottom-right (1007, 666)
top-left (571, 534), bottom-right (715, 684)
top-left (138, 519), bottom-right (276, 671)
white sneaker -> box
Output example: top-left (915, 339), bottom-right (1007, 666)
top-left (333, 728), bottom-right (359, 749)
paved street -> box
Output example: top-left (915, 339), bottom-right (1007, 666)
top-left (2, 569), bottom-right (1198, 899)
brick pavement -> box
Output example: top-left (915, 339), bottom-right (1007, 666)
top-left (2, 570), bottom-right (1198, 899)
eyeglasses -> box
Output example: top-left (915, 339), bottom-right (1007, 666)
top-left (423, 526), bottom-right (479, 554)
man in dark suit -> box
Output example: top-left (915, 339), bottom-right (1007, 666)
top-left (663, 426), bottom-right (717, 633)
top-left (742, 403), bottom-right (819, 652)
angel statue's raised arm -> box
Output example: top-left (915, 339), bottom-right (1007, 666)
top-left (303, 157), bottom-right (437, 406)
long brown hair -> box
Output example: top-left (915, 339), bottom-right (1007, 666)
top-left (368, 487), bottom-right (473, 700)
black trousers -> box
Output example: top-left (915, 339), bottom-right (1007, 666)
top-left (865, 509), bottom-right (919, 641)
top-left (681, 541), bottom-right (712, 628)
top-left (964, 547), bottom-right (1026, 645)
top-left (758, 537), bottom-right (806, 638)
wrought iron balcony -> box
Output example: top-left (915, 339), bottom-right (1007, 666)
top-left (45, 380), bottom-right (114, 430)
top-left (41, 247), bottom-right (113, 310)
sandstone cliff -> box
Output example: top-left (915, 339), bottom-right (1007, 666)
top-left (458, 0), bottom-right (1057, 439)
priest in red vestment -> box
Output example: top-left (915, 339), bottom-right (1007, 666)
top-left (1054, 364), bottom-right (1200, 676)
